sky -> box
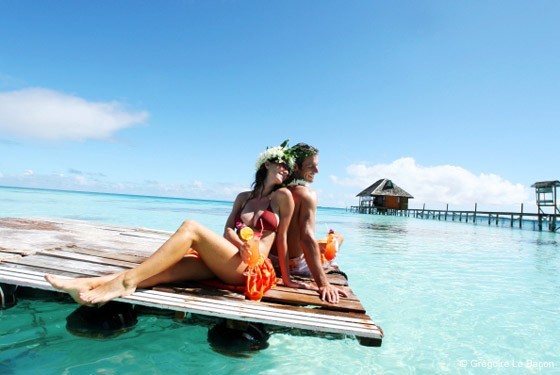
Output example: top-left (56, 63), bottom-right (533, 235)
top-left (0, 1), bottom-right (558, 212)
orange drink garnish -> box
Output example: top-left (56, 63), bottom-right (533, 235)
top-left (239, 226), bottom-right (254, 241)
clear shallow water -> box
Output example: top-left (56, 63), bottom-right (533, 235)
top-left (1, 186), bottom-right (559, 374)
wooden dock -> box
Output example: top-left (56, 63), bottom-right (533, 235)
top-left (348, 205), bottom-right (559, 232)
top-left (0, 217), bottom-right (383, 347)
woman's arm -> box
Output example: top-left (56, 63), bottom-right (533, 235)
top-left (223, 191), bottom-right (249, 249)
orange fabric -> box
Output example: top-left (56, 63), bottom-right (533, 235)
top-left (184, 249), bottom-right (276, 301)
top-left (244, 256), bottom-right (277, 301)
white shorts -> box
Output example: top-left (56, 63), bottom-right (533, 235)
top-left (268, 253), bottom-right (312, 277)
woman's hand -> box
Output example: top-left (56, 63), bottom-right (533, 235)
top-left (238, 241), bottom-right (252, 264)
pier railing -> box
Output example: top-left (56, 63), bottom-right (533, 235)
top-left (348, 205), bottom-right (559, 232)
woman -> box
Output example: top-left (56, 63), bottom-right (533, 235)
top-left (45, 142), bottom-right (303, 304)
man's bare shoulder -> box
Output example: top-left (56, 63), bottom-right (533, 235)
top-left (288, 185), bottom-right (317, 202)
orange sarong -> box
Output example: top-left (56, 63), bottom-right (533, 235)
top-left (244, 256), bottom-right (277, 301)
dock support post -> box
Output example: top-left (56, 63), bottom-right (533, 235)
top-left (520, 203), bottom-right (523, 229)
top-left (473, 203), bottom-right (477, 224)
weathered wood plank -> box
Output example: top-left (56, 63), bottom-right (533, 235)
top-left (4, 254), bottom-right (127, 276)
top-left (60, 246), bottom-right (150, 264)
top-left (263, 287), bottom-right (365, 314)
top-left (0, 251), bottom-right (22, 262)
top-left (127, 290), bottom-right (381, 338)
top-left (154, 285), bottom-right (246, 301)
top-left (37, 249), bottom-right (140, 268)
top-left (0, 262), bottom-right (90, 278)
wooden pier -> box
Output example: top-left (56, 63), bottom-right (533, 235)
top-left (0, 217), bottom-right (383, 347)
top-left (348, 204), bottom-right (559, 232)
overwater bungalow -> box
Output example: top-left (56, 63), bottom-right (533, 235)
top-left (354, 179), bottom-right (413, 213)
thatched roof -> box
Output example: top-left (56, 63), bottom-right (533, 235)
top-left (531, 180), bottom-right (560, 188)
top-left (356, 179), bottom-right (414, 198)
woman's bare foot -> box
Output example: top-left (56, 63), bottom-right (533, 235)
top-left (45, 273), bottom-right (120, 305)
top-left (45, 274), bottom-right (94, 305)
top-left (79, 273), bottom-right (137, 304)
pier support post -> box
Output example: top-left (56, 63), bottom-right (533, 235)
top-left (473, 203), bottom-right (477, 224)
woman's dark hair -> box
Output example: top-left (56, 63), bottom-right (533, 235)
top-left (250, 164), bottom-right (270, 199)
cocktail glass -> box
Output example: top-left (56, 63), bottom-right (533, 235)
top-left (243, 233), bottom-right (262, 276)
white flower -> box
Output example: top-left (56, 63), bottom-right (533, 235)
top-left (287, 179), bottom-right (309, 187)
top-left (255, 146), bottom-right (294, 171)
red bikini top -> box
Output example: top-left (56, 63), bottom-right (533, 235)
top-left (235, 203), bottom-right (279, 233)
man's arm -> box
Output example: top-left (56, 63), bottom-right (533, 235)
top-left (275, 188), bottom-right (305, 289)
top-left (296, 187), bottom-right (347, 304)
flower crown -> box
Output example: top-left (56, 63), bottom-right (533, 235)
top-left (255, 139), bottom-right (295, 171)
top-left (289, 143), bottom-right (319, 165)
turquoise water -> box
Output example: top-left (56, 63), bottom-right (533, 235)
top-left (1, 186), bottom-right (559, 374)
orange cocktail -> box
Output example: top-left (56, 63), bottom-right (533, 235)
top-left (239, 226), bottom-right (262, 275)
top-left (246, 235), bottom-right (261, 268)
top-left (320, 229), bottom-right (338, 263)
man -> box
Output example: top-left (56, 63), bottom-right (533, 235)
top-left (271, 143), bottom-right (347, 304)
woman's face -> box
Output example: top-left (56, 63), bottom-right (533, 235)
top-left (266, 161), bottom-right (290, 184)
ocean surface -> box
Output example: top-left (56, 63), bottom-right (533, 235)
top-left (0, 186), bottom-right (558, 374)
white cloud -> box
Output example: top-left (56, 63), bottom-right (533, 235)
top-left (0, 170), bottom-right (246, 203)
top-left (331, 157), bottom-right (533, 209)
top-left (0, 88), bottom-right (149, 140)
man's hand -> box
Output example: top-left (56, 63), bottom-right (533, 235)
top-left (319, 284), bottom-right (348, 304)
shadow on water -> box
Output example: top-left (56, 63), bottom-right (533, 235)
top-left (207, 320), bottom-right (270, 358)
top-left (0, 283), bottom-right (18, 309)
top-left (58, 296), bottom-right (271, 358)
top-left (536, 238), bottom-right (558, 247)
top-left (65, 302), bottom-right (138, 339)
top-left (357, 222), bottom-right (409, 235)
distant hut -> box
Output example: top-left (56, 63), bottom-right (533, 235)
top-left (356, 179), bottom-right (413, 213)
top-left (531, 180), bottom-right (559, 212)
top-left (531, 180), bottom-right (559, 232)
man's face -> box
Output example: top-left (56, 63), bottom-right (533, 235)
top-left (298, 154), bottom-right (319, 183)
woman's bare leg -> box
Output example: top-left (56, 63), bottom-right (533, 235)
top-left (45, 258), bottom-right (211, 305)
top-left (138, 256), bottom-right (214, 288)
top-left (80, 220), bottom-right (246, 304)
